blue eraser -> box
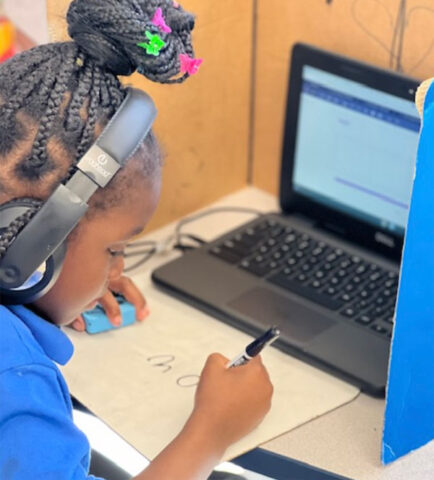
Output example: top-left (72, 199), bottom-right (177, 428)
top-left (82, 294), bottom-right (137, 334)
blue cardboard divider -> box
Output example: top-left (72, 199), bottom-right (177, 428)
top-left (382, 83), bottom-right (434, 464)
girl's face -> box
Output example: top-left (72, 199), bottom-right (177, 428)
top-left (31, 172), bottom-right (161, 326)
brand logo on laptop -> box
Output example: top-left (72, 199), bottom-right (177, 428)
top-left (375, 232), bottom-right (395, 248)
top-left (89, 154), bottom-right (111, 178)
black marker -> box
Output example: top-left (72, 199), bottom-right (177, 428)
top-left (226, 327), bottom-right (281, 368)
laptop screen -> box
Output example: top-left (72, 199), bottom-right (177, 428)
top-left (292, 65), bottom-right (420, 236)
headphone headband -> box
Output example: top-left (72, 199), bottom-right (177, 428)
top-left (0, 88), bottom-right (157, 304)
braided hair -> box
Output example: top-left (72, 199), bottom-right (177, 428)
top-left (0, 0), bottom-right (198, 260)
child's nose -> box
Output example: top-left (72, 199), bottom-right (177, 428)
top-left (108, 255), bottom-right (125, 281)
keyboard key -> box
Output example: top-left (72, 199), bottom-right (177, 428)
top-left (369, 272), bottom-right (382, 282)
top-left (284, 234), bottom-right (297, 244)
top-left (326, 253), bottom-right (338, 263)
top-left (266, 261), bottom-right (280, 270)
top-left (352, 299), bottom-right (370, 311)
top-left (210, 246), bottom-right (242, 264)
top-left (371, 324), bottom-right (389, 335)
top-left (339, 293), bottom-right (353, 303)
top-left (298, 240), bottom-right (310, 250)
top-left (233, 232), bottom-right (264, 248)
top-left (315, 270), bottom-right (326, 279)
top-left (339, 259), bottom-right (352, 269)
top-left (270, 226), bottom-right (284, 238)
top-left (356, 314), bottom-right (373, 325)
top-left (374, 306), bottom-right (387, 316)
top-left (355, 265), bottom-right (367, 275)
top-left (341, 307), bottom-right (356, 318)
top-left (324, 286), bottom-right (337, 296)
top-left (375, 296), bottom-right (388, 305)
top-left (239, 261), bottom-right (269, 277)
top-left (307, 256), bottom-right (319, 265)
top-left (310, 279), bottom-right (323, 289)
top-left (295, 273), bottom-right (308, 283)
top-left (352, 275), bottom-right (364, 284)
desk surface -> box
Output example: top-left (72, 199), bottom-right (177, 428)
top-left (127, 187), bottom-right (434, 480)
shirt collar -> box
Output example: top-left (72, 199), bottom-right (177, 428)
top-left (8, 305), bottom-right (74, 366)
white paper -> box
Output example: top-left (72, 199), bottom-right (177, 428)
top-left (62, 276), bottom-right (359, 461)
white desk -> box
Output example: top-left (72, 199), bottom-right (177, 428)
top-left (120, 187), bottom-right (434, 480)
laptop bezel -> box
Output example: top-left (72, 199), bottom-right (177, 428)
top-left (279, 43), bottom-right (420, 261)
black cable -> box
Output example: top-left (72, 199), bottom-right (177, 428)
top-left (174, 207), bottom-right (262, 246)
top-left (123, 247), bottom-right (157, 273)
top-left (123, 206), bottom-right (263, 273)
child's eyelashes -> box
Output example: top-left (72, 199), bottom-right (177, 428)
top-left (108, 248), bottom-right (125, 258)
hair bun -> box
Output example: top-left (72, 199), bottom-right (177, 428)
top-left (67, 20), bottom-right (136, 76)
top-left (67, 0), bottom-right (196, 83)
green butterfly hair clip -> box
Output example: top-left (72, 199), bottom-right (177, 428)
top-left (137, 31), bottom-right (166, 56)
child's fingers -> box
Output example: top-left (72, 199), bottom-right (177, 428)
top-left (107, 275), bottom-right (149, 322)
top-left (98, 290), bottom-right (123, 326)
top-left (69, 315), bottom-right (86, 332)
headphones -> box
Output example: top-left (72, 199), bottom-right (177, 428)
top-left (0, 88), bottom-right (157, 305)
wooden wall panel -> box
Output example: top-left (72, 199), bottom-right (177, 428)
top-left (252, 0), bottom-right (434, 195)
top-left (47, 0), bottom-right (253, 231)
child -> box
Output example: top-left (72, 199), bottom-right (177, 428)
top-left (0, 1), bottom-right (274, 479)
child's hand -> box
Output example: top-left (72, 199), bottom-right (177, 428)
top-left (69, 275), bottom-right (150, 331)
top-left (188, 353), bottom-right (273, 451)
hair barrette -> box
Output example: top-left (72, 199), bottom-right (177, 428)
top-left (152, 7), bottom-right (172, 33)
top-left (173, 1), bottom-right (180, 8)
top-left (137, 31), bottom-right (166, 56)
top-left (179, 53), bottom-right (203, 75)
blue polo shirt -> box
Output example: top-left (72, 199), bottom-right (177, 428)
top-left (0, 304), bottom-right (103, 480)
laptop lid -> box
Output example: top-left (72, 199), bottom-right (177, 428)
top-left (280, 43), bottom-right (420, 261)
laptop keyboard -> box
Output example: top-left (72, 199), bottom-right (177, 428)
top-left (208, 218), bottom-right (398, 339)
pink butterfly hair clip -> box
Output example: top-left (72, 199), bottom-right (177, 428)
top-left (152, 7), bottom-right (172, 33)
top-left (179, 53), bottom-right (203, 76)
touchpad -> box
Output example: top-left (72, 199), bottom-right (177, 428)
top-left (227, 287), bottom-right (335, 344)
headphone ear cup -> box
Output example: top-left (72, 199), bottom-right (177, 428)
top-left (0, 242), bottom-right (66, 305)
top-left (0, 198), bottom-right (66, 305)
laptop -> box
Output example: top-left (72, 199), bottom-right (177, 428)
top-left (152, 43), bottom-right (420, 397)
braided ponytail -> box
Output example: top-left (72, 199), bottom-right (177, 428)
top-left (0, 0), bottom-right (199, 261)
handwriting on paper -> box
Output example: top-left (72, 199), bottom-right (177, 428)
top-left (147, 354), bottom-right (200, 388)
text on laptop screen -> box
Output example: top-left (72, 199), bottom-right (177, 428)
top-left (292, 66), bottom-right (420, 235)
